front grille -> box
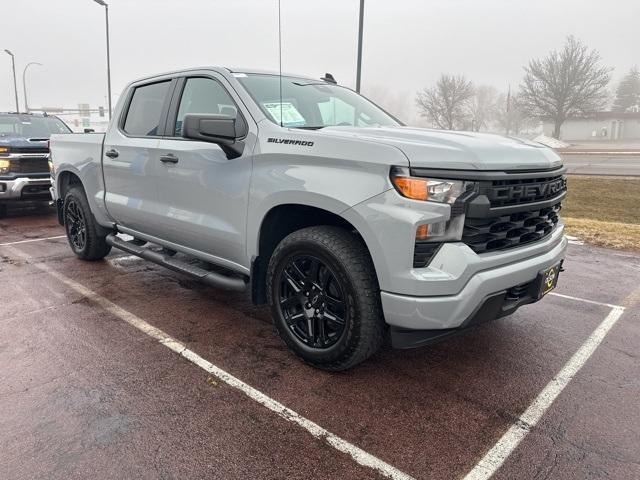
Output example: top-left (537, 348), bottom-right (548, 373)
top-left (462, 203), bottom-right (561, 254)
top-left (8, 156), bottom-right (50, 174)
top-left (484, 174), bottom-right (566, 207)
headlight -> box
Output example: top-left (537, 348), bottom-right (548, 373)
top-left (390, 166), bottom-right (473, 204)
top-left (0, 147), bottom-right (9, 156)
top-left (0, 159), bottom-right (10, 174)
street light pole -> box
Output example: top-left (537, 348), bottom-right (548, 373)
top-left (22, 62), bottom-right (42, 112)
top-left (93, 0), bottom-right (112, 119)
top-left (4, 49), bottom-right (19, 113)
top-left (355, 0), bottom-right (365, 93)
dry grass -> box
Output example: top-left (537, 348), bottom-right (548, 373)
top-left (562, 176), bottom-right (640, 251)
top-left (563, 217), bottom-right (640, 252)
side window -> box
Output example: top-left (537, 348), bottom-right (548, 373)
top-left (175, 77), bottom-right (238, 136)
top-left (123, 81), bottom-right (171, 136)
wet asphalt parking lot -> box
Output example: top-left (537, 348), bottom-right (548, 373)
top-left (1, 205), bottom-right (639, 480)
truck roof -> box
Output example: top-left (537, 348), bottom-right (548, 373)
top-left (126, 66), bottom-right (323, 86)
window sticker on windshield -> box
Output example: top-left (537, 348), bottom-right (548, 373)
top-left (263, 102), bottom-right (306, 127)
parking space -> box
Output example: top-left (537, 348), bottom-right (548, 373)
top-left (2, 210), bottom-right (639, 480)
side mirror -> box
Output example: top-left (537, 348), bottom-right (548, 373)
top-left (182, 114), bottom-right (247, 159)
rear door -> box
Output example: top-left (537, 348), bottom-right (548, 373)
top-left (154, 74), bottom-right (256, 271)
top-left (102, 79), bottom-right (174, 235)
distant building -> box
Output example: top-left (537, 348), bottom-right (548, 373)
top-left (542, 111), bottom-right (640, 141)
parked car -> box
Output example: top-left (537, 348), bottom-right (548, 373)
top-left (0, 112), bottom-right (72, 217)
top-left (49, 67), bottom-right (567, 370)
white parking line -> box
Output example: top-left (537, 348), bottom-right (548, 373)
top-left (463, 301), bottom-right (626, 480)
top-left (549, 292), bottom-right (621, 309)
top-left (7, 246), bottom-right (414, 480)
top-left (0, 235), bottom-right (66, 246)
top-left (565, 235), bottom-right (584, 246)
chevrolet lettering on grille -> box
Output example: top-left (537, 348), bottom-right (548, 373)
top-left (491, 177), bottom-right (566, 203)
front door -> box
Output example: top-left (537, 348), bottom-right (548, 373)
top-left (155, 75), bottom-right (255, 271)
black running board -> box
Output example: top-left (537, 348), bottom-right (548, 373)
top-left (106, 234), bottom-right (247, 292)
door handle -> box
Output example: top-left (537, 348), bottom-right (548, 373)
top-left (105, 149), bottom-right (119, 159)
top-left (160, 154), bottom-right (179, 164)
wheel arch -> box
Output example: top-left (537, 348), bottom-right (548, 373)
top-left (57, 169), bottom-right (83, 200)
top-left (250, 202), bottom-right (384, 305)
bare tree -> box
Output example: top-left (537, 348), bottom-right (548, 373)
top-left (468, 85), bottom-right (499, 132)
top-left (415, 74), bottom-right (474, 130)
top-left (519, 36), bottom-right (612, 138)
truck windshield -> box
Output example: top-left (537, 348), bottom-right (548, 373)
top-left (236, 73), bottom-right (400, 129)
top-left (0, 114), bottom-right (72, 138)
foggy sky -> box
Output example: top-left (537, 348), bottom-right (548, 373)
top-left (2, 0), bottom-right (638, 122)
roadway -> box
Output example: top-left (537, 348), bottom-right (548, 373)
top-left (560, 152), bottom-right (640, 176)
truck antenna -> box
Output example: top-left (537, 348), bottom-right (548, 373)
top-left (278, 0), bottom-right (283, 127)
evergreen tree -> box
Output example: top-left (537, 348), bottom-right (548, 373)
top-left (613, 67), bottom-right (640, 112)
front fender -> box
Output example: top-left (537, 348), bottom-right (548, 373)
top-left (247, 189), bottom-right (355, 260)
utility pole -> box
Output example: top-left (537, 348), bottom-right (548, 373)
top-left (93, 0), bottom-right (112, 119)
top-left (355, 0), bottom-right (364, 93)
top-left (4, 49), bottom-right (19, 113)
top-left (23, 62), bottom-right (42, 112)
top-left (505, 84), bottom-right (511, 136)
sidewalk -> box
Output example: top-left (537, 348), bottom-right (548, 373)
top-left (557, 140), bottom-right (640, 154)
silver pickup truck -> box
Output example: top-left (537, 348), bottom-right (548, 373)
top-left (50, 67), bottom-right (567, 370)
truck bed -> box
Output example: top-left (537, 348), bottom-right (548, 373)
top-left (50, 132), bottom-right (105, 169)
top-left (49, 132), bottom-right (108, 225)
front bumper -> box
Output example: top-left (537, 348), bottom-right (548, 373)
top-left (0, 176), bottom-right (52, 201)
top-left (380, 226), bottom-right (567, 333)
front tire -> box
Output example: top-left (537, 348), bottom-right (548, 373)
top-left (266, 226), bottom-right (385, 371)
top-left (63, 186), bottom-right (111, 261)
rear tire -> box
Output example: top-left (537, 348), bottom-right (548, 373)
top-left (266, 226), bottom-right (385, 371)
top-left (63, 186), bottom-right (111, 261)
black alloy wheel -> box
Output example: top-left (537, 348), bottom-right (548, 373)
top-left (266, 226), bottom-right (386, 371)
top-left (276, 254), bottom-right (347, 349)
top-left (65, 198), bottom-right (87, 251)
top-left (63, 185), bottom-right (111, 261)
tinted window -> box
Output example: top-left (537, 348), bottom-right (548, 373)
top-left (123, 81), bottom-right (171, 136)
top-left (175, 77), bottom-right (237, 136)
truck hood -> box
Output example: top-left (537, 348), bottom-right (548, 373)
top-left (0, 134), bottom-right (49, 149)
top-left (321, 126), bottom-right (562, 171)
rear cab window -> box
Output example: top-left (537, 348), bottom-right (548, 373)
top-left (122, 81), bottom-right (172, 136)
